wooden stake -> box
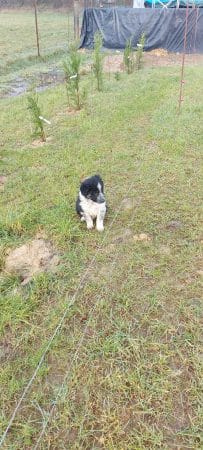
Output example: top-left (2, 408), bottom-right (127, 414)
top-left (178, 3), bottom-right (189, 113)
top-left (193, 7), bottom-right (199, 53)
top-left (34, 0), bottom-right (40, 57)
top-left (74, 0), bottom-right (80, 39)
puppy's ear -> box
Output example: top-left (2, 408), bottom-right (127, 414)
top-left (94, 175), bottom-right (104, 187)
top-left (80, 179), bottom-right (91, 196)
top-left (95, 174), bottom-right (102, 181)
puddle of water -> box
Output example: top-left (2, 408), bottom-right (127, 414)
top-left (1, 77), bottom-right (29, 98)
top-left (36, 69), bottom-right (64, 93)
top-left (1, 69), bottom-right (64, 99)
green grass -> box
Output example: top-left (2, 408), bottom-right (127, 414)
top-left (0, 58), bottom-right (203, 449)
top-left (0, 10), bottom-right (76, 96)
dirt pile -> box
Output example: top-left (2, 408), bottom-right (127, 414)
top-left (5, 238), bottom-right (59, 284)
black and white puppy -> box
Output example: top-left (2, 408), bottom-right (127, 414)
top-left (76, 175), bottom-right (106, 232)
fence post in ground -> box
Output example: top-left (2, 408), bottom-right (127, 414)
top-left (34, 0), bottom-right (40, 57)
top-left (74, 0), bottom-right (80, 39)
top-left (178, 3), bottom-right (189, 113)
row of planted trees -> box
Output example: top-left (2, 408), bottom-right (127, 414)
top-left (27, 32), bottom-right (145, 142)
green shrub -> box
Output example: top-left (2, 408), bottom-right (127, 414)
top-left (115, 71), bottom-right (121, 81)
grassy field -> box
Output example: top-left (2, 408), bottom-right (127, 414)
top-left (1, 12), bottom-right (203, 449)
top-left (0, 10), bottom-right (76, 96)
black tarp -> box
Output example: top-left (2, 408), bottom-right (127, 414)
top-left (80, 7), bottom-right (203, 53)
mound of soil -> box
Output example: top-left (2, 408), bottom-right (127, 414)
top-left (5, 238), bottom-right (59, 284)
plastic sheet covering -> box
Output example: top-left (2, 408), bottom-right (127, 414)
top-left (145, 0), bottom-right (203, 7)
top-left (80, 7), bottom-right (203, 53)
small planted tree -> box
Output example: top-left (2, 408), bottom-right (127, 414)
top-left (123, 39), bottom-right (134, 74)
top-left (115, 71), bottom-right (121, 81)
top-left (135, 33), bottom-right (146, 70)
top-left (27, 92), bottom-right (46, 142)
top-left (93, 32), bottom-right (103, 91)
top-left (63, 43), bottom-right (84, 110)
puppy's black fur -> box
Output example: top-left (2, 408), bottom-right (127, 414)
top-left (76, 175), bottom-right (105, 218)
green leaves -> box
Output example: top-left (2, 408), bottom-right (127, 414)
top-left (135, 33), bottom-right (146, 70)
top-left (27, 93), bottom-right (46, 142)
top-left (124, 33), bottom-right (146, 74)
top-left (63, 43), bottom-right (84, 110)
top-left (123, 39), bottom-right (134, 74)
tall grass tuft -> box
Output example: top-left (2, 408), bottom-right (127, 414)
top-left (27, 92), bottom-right (46, 142)
top-left (93, 32), bottom-right (104, 91)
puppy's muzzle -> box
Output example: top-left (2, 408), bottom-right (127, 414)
top-left (97, 193), bottom-right (105, 204)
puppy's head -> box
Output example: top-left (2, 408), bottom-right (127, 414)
top-left (80, 175), bottom-right (105, 204)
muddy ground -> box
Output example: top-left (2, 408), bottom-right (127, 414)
top-left (1, 68), bottom-right (64, 99)
top-left (2, 49), bottom-right (203, 99)
top-left (103, 49), bottom-right (203, 72)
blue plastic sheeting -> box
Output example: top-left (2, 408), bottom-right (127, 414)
top-left (145, 0), bottom-right (203, 6)
top-left (80, 7), bottom-right (203, 53)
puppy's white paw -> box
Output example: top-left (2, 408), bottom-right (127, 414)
top-left (96, 224), bottom-right (104, 232)
top-left (81, 216), bottom-right (85, 222)
top-left (87, 223), bottom-right (94, 230)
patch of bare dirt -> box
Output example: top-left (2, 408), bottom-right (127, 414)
top-left (121, 198), bottom-right (135, 211)
top-left (112, 228), bottom-right (133, 244)
top-left (167, 220), bottom-right (183, 230)
top-left (0, 175), bottom-right (7, 189)
top-left (103, 53), bottom-right (123, 73)
top-left (133, 233), bottom-right (151, 242)
top-left (0, 341), bottom-right (11, 362)
top-left (159, 245), bottom-right (171, 256)
top-left (197, 269), bottom-right (203, 277)
top-left (31, 136), bottom-right (52, 147)
top-left (0, 176), bottom-right (7, 193)
top-left (4, 238), bottom-right (59, 285)
top-left (56, 108), bottom-right (81, 120)
top-left (147, 140), bottom-right (159, 152)
top-left (103, 51), bottom-right (203, 73)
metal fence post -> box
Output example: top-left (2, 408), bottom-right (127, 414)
top-left (34, 0), bottom-right (40, 57)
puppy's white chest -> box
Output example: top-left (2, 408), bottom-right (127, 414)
top-left (80, 195), bottom-right (105, 219)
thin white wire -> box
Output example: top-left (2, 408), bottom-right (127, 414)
top-left (33, 181), bottom-right (135, 449)
top-left (35, 170), bottom-right (141, 447)
top-left (78, 203), bottom-right (138, 447)
top-left (0, 181), bottom-right (133, 449)
top-left (33, 230), bottom-right (127, 449)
